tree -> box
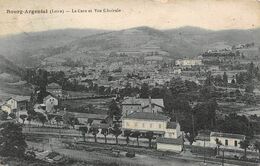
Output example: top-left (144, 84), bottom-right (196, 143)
top-left (240, 139), bottom-right (250, 158)
top-left (90, 127), bottom-right (99, 143)
top-left (131, 131), bottom-right (141, 147)
top-left (47, 114), bottom-right (55, 123)
top-left (140, 83), bottom-right (150, 98)
top-left (20, 115), bottom-right (28, 124)
top-left (9, 112), bottom-right (16, 119)
top-left (0, 122), bottom-right (27, 157)
top-left (169, 77), bottom-right (188, 95)
top-left (193, 100), bottom-right (217, 130)
top-left (151, 88), bottom-right (162, 99)
top-left (70, 117), bottom-right (79, 129)
top-left (124, 130), bottom-right (132, 145)
top-left (79, 126), bottom-right (88, 142)
top-left (247, 62), bottom-right (254, 81)
top-left (0, 111), bottom-right (8, 120)
top-left (108, 99), bottom-right (121, 118)
top-left (27, 115), bottom-right (33, 129)
top-left (245, 83), bottom-right (254, 94)
top-left (36, 113), bottom-right (47, 126)
top-left (110, 125), bottom-right (122, 144)
top-left (101, 128), bottom-right (109, 144)
top-left (185, 132), bottom-right (195, 145)
top-left (223, 72), bottom-right (228, 87)
top-left (217, 113), bottom-right (254, 138)
top-left (146, 131), bottom-right (154, 148)
top-left (55, 116), bottom-right (62, 127)
top-left (254, 141), bottom-right (260, 159)
top-left (215, 138), bottom-right (222, 155)
top-left (204, 72), bottom-right (213, 86)
top-left (87, 104), bottom-right (94, 113)
top-left (62, 112), bottom-right (75, 128)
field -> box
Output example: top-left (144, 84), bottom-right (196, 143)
top-left (0, 81), bottom-right (32, 101)
top-left (60, 98), bottom-right (113, 114)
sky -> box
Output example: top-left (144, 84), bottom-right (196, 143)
top-left (0, 0), bottom-right (260, 36)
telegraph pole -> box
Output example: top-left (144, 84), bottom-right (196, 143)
top-left (222, 148), bottom-right (225, 166)
top-left (203, 137), bottom-right (206, 164)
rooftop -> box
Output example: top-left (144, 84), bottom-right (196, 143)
top-left (47, 82), bottom-right (62, 89)
top-left (210, 132), bottom-right (245, 140)
top-left (7, 96), bottom-right (30, 102)
top-left (124, 112), bottom-right (169, 121)
top-left (72, 112), bottom-right (108, 120)
top-left (43, 95), bottom-right (57, 101)
top-left (122, 97), bottom-right (164, 108)
top-left (166, 122), bottom-right (178, 129)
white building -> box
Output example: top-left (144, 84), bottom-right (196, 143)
top-left (175, 59), bottom-right (202, 67)
top-left (46, 83), bottom-right (63, 97)
top-left (210, 132), bottom-right (245, 149)
top-left (122, 112), bottom-right (183, 152)
top-left (1, 96), bottom-right (30, 115)
top-left (157, 137), bottom-right (183, 152)
top-left (1, 104), bottom-right (12, 114)
top-left (43, 95), bottom-right (58, 112)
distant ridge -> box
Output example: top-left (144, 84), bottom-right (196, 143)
top-left (0, 26), bottom-right (259, 66)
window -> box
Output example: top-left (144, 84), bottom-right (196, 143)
top-left (225, 140), bottom-right (228, 146)
top-left (150, 123), bottom-right (153, 128)
top-left (142, 123), bottom-right (145, 128)
top-left (159, 124), bottom-right (162, 129)
top-left (234, 140), bottom-right (237, 147)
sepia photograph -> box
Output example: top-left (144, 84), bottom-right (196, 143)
top-left (0, 0), bottom-right (260, 165)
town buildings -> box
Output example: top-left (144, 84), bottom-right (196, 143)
top-left (46, 83), bottom-right (63, 97)
top-left (121, 97), bottom-right (164, 116)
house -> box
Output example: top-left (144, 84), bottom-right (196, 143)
top-left (46, 83), bottom-right (63, 97)
top-left (1, 96), bottom-right (30, 115)
top-left (121, 97), bottom-right (164, 116)
top-left (1, 104), bottom-right (12, 114)
top-left (157, 137), bottom-right (183, 152)
top-left (210, 132), bottom-right (245, 149)
top-left (156, 122), bottom-right (183, 152)
top-left (123, 112), bottom-right (171, 136)
top-left (122, 112), bottom-right (183, 152)
top-left (43, 95), bottom-right (58, 112)
top-left (5, 96), bottom-right (30, 111)
top-left (175, 59), bottom-right (202, 67)
top-left (122, 112), bottom-right (181, 138)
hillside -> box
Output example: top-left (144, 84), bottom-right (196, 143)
top-left (0, 26), bottom-right (259, 65)
top-left (0, 28), bottom-right (108, 66)
top-left (56, 26), bottom-right (260, 59)
top-left (0, 55), bottom-right (23, 77)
